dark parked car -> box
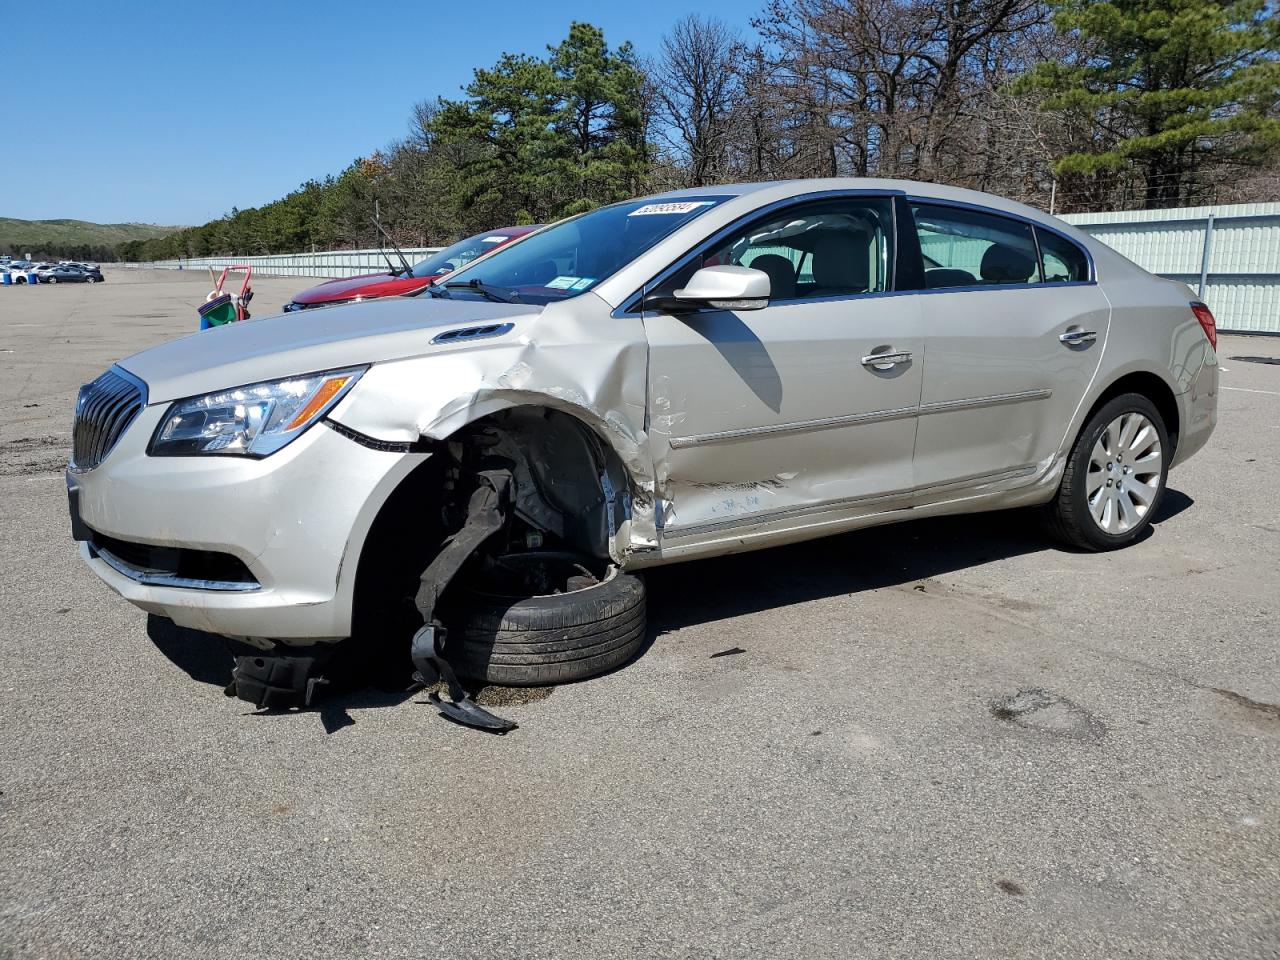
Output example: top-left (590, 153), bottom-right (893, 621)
top-left (41, 265), bottom-right (102, 284)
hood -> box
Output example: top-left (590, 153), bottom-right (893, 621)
top-left (292, 272), bottom-right (433, 304)
top-left (119, 295), bottom-right (542, 403)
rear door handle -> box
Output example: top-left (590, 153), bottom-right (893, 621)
top-left (1059, 328), bottom-right (1097, 345)
top-left (861, 350), bottom-right (913, 370)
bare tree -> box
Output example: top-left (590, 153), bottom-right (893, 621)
top-left (753, 0), bottom-right (1048, 184)
top-left (650, 16), bottom-right (744, 187)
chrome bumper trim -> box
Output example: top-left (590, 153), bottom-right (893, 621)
top-left (92, 545), bottom-right (262, 593)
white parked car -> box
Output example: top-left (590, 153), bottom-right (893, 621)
top-left (4, 259), bottom-right (35, 281)
top-left (67, 178), bottom-right (1218, 727)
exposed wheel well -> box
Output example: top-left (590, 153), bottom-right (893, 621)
top-left (1084, 372), bottom-right (1180, 455)
top-left (349, 407), bottom-right (631, 656)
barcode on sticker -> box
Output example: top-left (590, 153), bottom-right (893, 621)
top-left (629, 201), bottom-right (714, 216)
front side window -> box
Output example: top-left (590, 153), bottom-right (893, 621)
top-left (1037, 229), bottom-right (1090, 282)
top-left (435, 196), bottom-right (730, 305)
top-left (912, 203), bottom-right (1042, 289)
top-left (653, 197), bottom-right (895, 303)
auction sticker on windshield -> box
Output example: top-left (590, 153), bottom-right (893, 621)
top-left (545, 276), bottom-right (597, 290)
top-left (628, 202), bottom-right (715, 216)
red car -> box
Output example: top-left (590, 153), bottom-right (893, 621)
top-left (282, 226), bottom-right (540, 312)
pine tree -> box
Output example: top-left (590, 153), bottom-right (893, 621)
top-left (1024, 0), bottom-right (1280, 207)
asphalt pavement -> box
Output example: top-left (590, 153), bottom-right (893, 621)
top-left (1, 269), bottom-right (1277, 959)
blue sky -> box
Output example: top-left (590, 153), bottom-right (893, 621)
top-left (4, 0), bottom-right (756, 225)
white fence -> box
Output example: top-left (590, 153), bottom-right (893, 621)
top-left (123, 247), bottom-right (442, 280)
top-left (1062, 202), bottom-right (1280, 334)
top-left (124, 200), bottom-right (1280, 333)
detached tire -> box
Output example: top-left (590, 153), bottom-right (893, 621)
top-left (448, 553), bottom-right (647, 686)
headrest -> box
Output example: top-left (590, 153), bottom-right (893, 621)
top-left (980, 243), bottom-right (1036, 284)
top-left (812, 232), bottom-right (869, 291)
top-left (925, 268), bottom-right (977, 289)
top-left (749, 254), bottom-right (796, 300)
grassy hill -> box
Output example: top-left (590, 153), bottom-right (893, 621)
top-left (0, 217), bottom-right (183, 253)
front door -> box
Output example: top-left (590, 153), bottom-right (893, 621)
top-left (641, 195), bottom-right (925, 548)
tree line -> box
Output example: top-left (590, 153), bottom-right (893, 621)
top-left (119, 0), bottom-right (1280, 262)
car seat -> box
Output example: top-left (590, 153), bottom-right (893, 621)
top-left (808, 232), bottom-right (869, 296)
top-left (924, 268), bottom-right (978, 288)
top-left (748, 254), bottom-right (797, 300)
top-left (980, 243), bottom-right (1037, 285)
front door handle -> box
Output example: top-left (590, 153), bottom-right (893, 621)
top-left (862, 350), bottom-right (913, 370)
top-left (1059, 328), bottom-right (1097, 345)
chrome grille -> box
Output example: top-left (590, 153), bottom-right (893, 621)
top-left (71, 368), bottom-right (145, 472)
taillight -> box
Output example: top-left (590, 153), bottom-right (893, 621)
top-left (1191, 302), bottom-right (1217, 351)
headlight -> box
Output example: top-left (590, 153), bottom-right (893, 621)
top-left (149, 367), bottom-right (365, 457)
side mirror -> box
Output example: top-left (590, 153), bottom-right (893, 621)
top-left (647, 265), bottom-right (771, 313)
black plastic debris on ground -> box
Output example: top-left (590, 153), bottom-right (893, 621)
top-left (710, 647), bottom-right (746, 659)
top-left (1228, 355), bottom-right (1280, 365)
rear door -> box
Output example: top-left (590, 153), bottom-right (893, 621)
top-left (903, 200), bottom-right (1110, 501)
top-left (641, 194), bottom-right (925, 545)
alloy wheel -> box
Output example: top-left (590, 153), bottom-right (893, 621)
top-left (1086, 412), bottom-right (1162, 535)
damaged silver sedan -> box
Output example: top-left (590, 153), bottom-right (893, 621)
top-left (68, 179), bottom-right (1219, 727)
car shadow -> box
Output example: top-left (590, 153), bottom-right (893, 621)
top-left (638, 486), bottom-right (1194, 653)
top-left (144, 488), bottom-right (1195, 729)
top-left (1151, 487), bottom-right (1194, 524)
top-left (147, 615), bottom-right (235, 686)
top-left (641, 508), bottom-right (1046, 637)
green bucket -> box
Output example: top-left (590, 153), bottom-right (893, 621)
top-left (198, 294), bottom-right (237, 329)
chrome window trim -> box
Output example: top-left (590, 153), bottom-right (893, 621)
top-left (91, 544), bottom-right (262, 593)
top-left (615, 190), bottom-right (1096, 318)
top-left (913, 280), bottom-right (1097, 296)
top-left (614, 189), bottom-right (908, 318)
top-left (903, 194), bottom-right (1096, 284)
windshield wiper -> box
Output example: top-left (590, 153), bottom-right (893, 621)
top-left (419, 282), bottom-right (451, 299)
top-left (369, 216), bottom-right (414, 277)
top-left (444, 278), bottom-right (522, 304)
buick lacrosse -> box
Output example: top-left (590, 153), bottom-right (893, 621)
top-left (68, 179), bottom-right (1218, 724)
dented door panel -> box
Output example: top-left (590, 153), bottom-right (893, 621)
top-left (644, 294), bottom-right (925, 546)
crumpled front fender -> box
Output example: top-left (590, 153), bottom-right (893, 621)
top-left (327, 293), bottom-right (658, 557)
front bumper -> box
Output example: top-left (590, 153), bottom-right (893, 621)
top-left (71, 402), bottom-right (428, 642)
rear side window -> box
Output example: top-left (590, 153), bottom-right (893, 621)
top-left (911, 203), bottom-right (1042, 289)
top-left (1037, 229), bottom-right (1090, 282)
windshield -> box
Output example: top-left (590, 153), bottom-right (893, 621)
top-left (410, 230), bottom-right (524, 279)
top-left (437, 196), bottom-right (730, 304)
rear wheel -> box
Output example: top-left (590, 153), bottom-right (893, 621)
top-left (1043, 393), bottom-right (1169, 551)
top-left (47, 276), bottom-right (57, 284)
top-left (446, 551), bottom-right (647, 686)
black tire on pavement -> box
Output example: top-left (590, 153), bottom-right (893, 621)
top-left (447, 552), bottom-right (647, 686)
top-left (1042, 392), bottom-right (1170, 551)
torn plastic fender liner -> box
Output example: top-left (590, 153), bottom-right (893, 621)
top-left (326, 296), bottom-right (660, 561)
top-left (410, 464), bottom-right (519, 733)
